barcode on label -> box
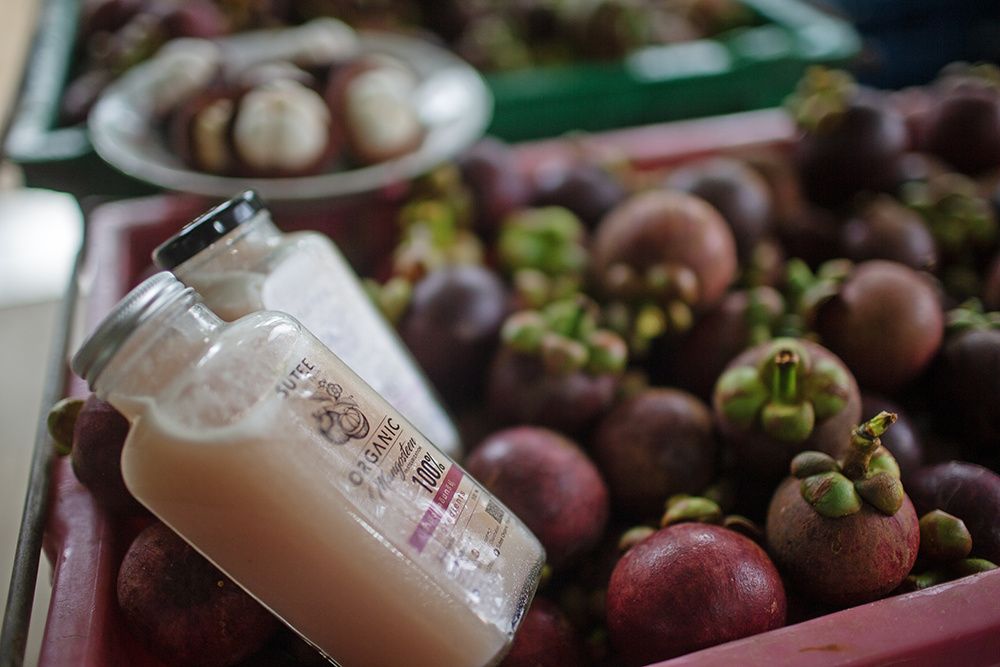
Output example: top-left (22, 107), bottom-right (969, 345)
top-left (485, 498), bottom-right (504, 524)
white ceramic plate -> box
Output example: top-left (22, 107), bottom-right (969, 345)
top-left (88, 28), bottom-right (493, 201)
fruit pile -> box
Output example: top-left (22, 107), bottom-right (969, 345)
top-left (63, 0), bottom-right (755, 128)
top-left (52, 63), bottom-right (999, 667)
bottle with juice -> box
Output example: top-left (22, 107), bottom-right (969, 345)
top-left (152, 190), bottom-right (462, 457)
top-left (71, 271), bottom-right (545, 667)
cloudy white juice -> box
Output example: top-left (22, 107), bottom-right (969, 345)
top-left (73, 273), bottom-right (543, 667)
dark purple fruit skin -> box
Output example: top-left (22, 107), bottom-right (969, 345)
top-left (796, 97), bottom-right (910, 209)
top-left (71, 394), bottom-right (148, 516)
top-left (813, 259), bottom-right (944, 394)
top-left (498, 596), bottom-right (588, 667)
top-left (531, 160), bottom-right (627, 230)
top-left (839, 194), bottom-right (937, 272)
top-left (775, 204), bottom-right (842, 270)
top-left (590, 387), bottom-right (717, 518)
top-left (712, 339), bottom-right (863, 483)
top-left (666, 286), bottom-right (785, 401)
top-left (398, 264), bottom-right (511, 405)
top-left (457, 137), bottom-right (534, 238)
top-left (606, 522), bottom-right (786, 667)
top-left (117, 521), bottom-right (279, 667)
top-left (485, 347), bottom-right (619, 440)
top-left (860, 393), bottom-right (923, 482)
top-left (464, 426), bottom-right (610, 570)
top-left (664, 156), bottom-right (775, 263)
top-left (906, 462), bottom-right (1000, 564)
top-left (932, 325), bottom-right (1000, 455)
top-left (589, 189), bottom-right (739, 313)
top-left (765, 476), bottom-right (920, 608)
top-left (923, 81), bottom-right (1000, 176)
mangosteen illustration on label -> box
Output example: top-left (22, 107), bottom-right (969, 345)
top-left (311, 378), bottom-right (370, 445)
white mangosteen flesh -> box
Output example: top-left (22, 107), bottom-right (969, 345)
top-left (232, 79), bottom-right (331, 172)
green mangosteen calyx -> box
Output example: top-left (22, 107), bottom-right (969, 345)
top-left (783, 66), bottom-right (859, 132)
top-left (716, 338), bottom-right (851, 443)
top-left (600, 261), bottom-right (700, 350)
top-left (659, 494), bottom-right (765, 545)
top-left (899, 558), bottom-right (997, 593)
top-left (918, 510), bottom-right (973, 562)
top-left (501, 293), bottom-right (628, 376)
top-left (790, 411), bottom-right (904, 519)
top-left (498, 206), bottom-right (589, 308)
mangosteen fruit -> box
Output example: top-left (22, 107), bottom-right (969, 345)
top-left (531, 159), bottom-right (627, 229)
top-left (231, 78), bottom-right (338, 178)
top-left (117, 521), bottom-right (279, 667)
top-left (605, 519), bottom-right (786, 666)
top-left (590, 386), bottom-right (717, 518)
top-left (923, 66), bottom-right (1000, 176)
top-left (69, 393), bottom-right (148, 516)
top-left (498, 596), bottom-right (588, 667)
top-left (928, 301), bottom-right (1000, 457)
top-left (326, 55), bottom-right (426, 167)
top-left (495, 205), bottom-right (589, 305)
top-left (666, 285), bottom-right (785, 401)
top-left (765, 412), bottom-right (920, 608)
top-left (397, 263), bottom-right (511, 405)
top-left (486, 294), bottom-right (626, 438)
top-left (839, 193), bottom-right (937, 272)
top-left (457, 136), bottom-right (534, 238)
top-left (806, 259), bottom-right (945, 394)
top-left (906, 461), bottom-right (1000, 564)
top-left (589, 189), bottom-right (738, 351)
top-left (464, 426), bottom-right (610, 570)
top-left (712, 336), bottom-right (862, 481)
top-left (663, 156), bottom-right (775, 263)
top-left (788, 69), bottom-right (909, 209)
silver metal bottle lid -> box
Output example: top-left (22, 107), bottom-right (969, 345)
top-left (72, 271), bottom-right (198, 389)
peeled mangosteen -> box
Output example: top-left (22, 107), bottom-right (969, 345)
top-left (605, 520), bottom-right (786, 666)
top-left (906, 461), bottom-right (1000, 564)
top-left (590, 386), bottom-right (717, 518)
top-left (326, 55), bottom-right (426, 167)
top-left (464, 426), bottom-right (610, 570)
top-left (713, 337), bottom-right (862, 482)
top-left (765, 412), bottom-right (920, 608)
top-left (117, 521), bottom-right (279, 667)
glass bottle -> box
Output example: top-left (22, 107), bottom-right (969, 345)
top-left (152, 190), bottom-right (461, 457)
top-left (71, 272), bottom-right (544, 667)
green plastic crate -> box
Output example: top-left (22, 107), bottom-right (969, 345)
top-left (484, 0), bottom-right (862, 141)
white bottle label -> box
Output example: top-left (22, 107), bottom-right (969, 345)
top-left (261, 241), bottom-right (461, 456)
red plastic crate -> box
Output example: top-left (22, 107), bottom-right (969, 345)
top-left (37, 108), bottom-right (1000, 667)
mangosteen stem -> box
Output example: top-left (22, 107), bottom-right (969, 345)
top-left (841, 411), bottom-right (897, 480)
top-left (771, 349), bottom-right (800, 404)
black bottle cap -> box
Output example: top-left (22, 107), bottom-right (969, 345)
top-left (153, 191), bottom-right (267, 270)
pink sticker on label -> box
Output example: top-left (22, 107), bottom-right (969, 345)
top-left (408, 466), bottom-right (464, 553)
